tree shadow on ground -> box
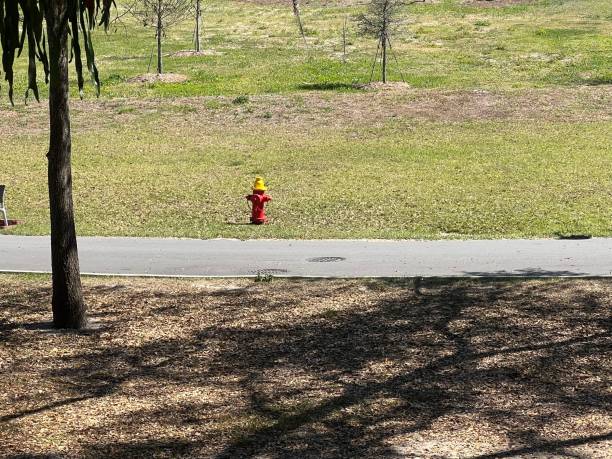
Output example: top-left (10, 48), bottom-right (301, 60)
top-left (1, 278), bottom-right (610, 458)
top-left (296, 82), bottom-right (359, 91)
top-left (462, 268), bottom-right (589, 277)
top-left (581, 76), bottom-right (612, 86)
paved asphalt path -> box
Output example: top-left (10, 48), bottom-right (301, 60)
top-left (0, 235), bottom-right (610, 277)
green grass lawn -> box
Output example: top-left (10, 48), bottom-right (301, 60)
top-left (0, 0), bottom-right (610, 239)
top-left (5, 0), bottom-right (612, 98)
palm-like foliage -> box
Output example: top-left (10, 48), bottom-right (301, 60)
top-left (0, 0), bottom-right (114, 105)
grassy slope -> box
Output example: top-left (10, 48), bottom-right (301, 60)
top-left (6, 0), bottom-right (611, 97)
top-left (0, 0), bottom-right (610, 239)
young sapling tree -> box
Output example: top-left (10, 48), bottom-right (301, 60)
top-left (130, 0), bottom-right (192, 74)
top-left (357, 0), bottom-right (423, 83)
top-left (292, 0), bottom-right (307, 45)
top-left (194, 0), bottom-right (203, 52)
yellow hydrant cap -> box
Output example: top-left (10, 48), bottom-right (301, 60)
top-left (253, 176), bottom-right (267, 191)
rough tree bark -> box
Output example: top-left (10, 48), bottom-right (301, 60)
top-left (381, 34), bottom-right (387, 83)
top-left (45, 1), bottom-right (86, 329)
top-left (157, 0), bottom-right (163, 73)
top-left (195, 0), bottom-right (201, 52)
top-left (381, 1), bottom-right (388, 83)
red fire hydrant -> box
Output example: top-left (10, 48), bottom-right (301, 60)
top-left (246, 177), bottom-right (271, 224)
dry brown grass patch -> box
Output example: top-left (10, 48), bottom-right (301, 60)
top-left (463, 0), bottom-right (536, 7)
top-left (127, 73), bottom-right (189, 84)
top-left (171, 50), bottom-right (224, 57)
top-left (1, 86), bottom-right (609, 139)
top-left (354, 81), bottom-right (412, 91)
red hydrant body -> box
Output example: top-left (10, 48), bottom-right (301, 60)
top-left (246, 184), bottom-right (271, 224)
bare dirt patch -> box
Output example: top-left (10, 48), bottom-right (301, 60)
top-left (0, 219), bottom-right (24, 229)
top-left (354, 81), bottom-right (411, 91)
top-left (237, 0), bottom-right (303, 5)
top-left (463, 0), bottom-right (536, 7)
top-left (171, 50), bottom-right (224, 57)
top-left (1, 86), bottom-right (610, 139)
top-left (130, 85), bottom-right (611, 131)
top-left (237, 0), bottom-right (366, 6)
top-left (126, 73), bottom-right (189, 84)
top-left (1, 276), bottom-right (610, 458)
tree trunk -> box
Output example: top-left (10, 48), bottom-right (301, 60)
top-left (342, 15), bottom-right (347, 63)
top-left (157, 2), bottom-right (163, 74)
top-left (381, 1), bottom-right (389, 83)
top-left (45, 1), bottom-right (87, 329)
top-left (195, 0), bottom-right (201, 52)
top-left (381, 34), bottom-right (387, 84)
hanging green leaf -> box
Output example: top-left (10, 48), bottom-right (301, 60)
top-left (0, 0), bottom-right (114, 105)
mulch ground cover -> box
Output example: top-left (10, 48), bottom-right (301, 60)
top-left (1, 276), bottom-right (610, 458)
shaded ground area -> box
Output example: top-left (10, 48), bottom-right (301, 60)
top-left (1, 276), bottom-right (610, 457)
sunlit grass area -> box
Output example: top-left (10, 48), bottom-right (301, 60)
top-left (0, 0), bottom-right (610, 239)
top-left (1, 89), bottom-right (610, 239)
top-left (4, 0), bottom-right (611, 99)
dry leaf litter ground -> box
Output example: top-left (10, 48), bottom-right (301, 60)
top-left (0, 276), bottom-right (610, 458)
